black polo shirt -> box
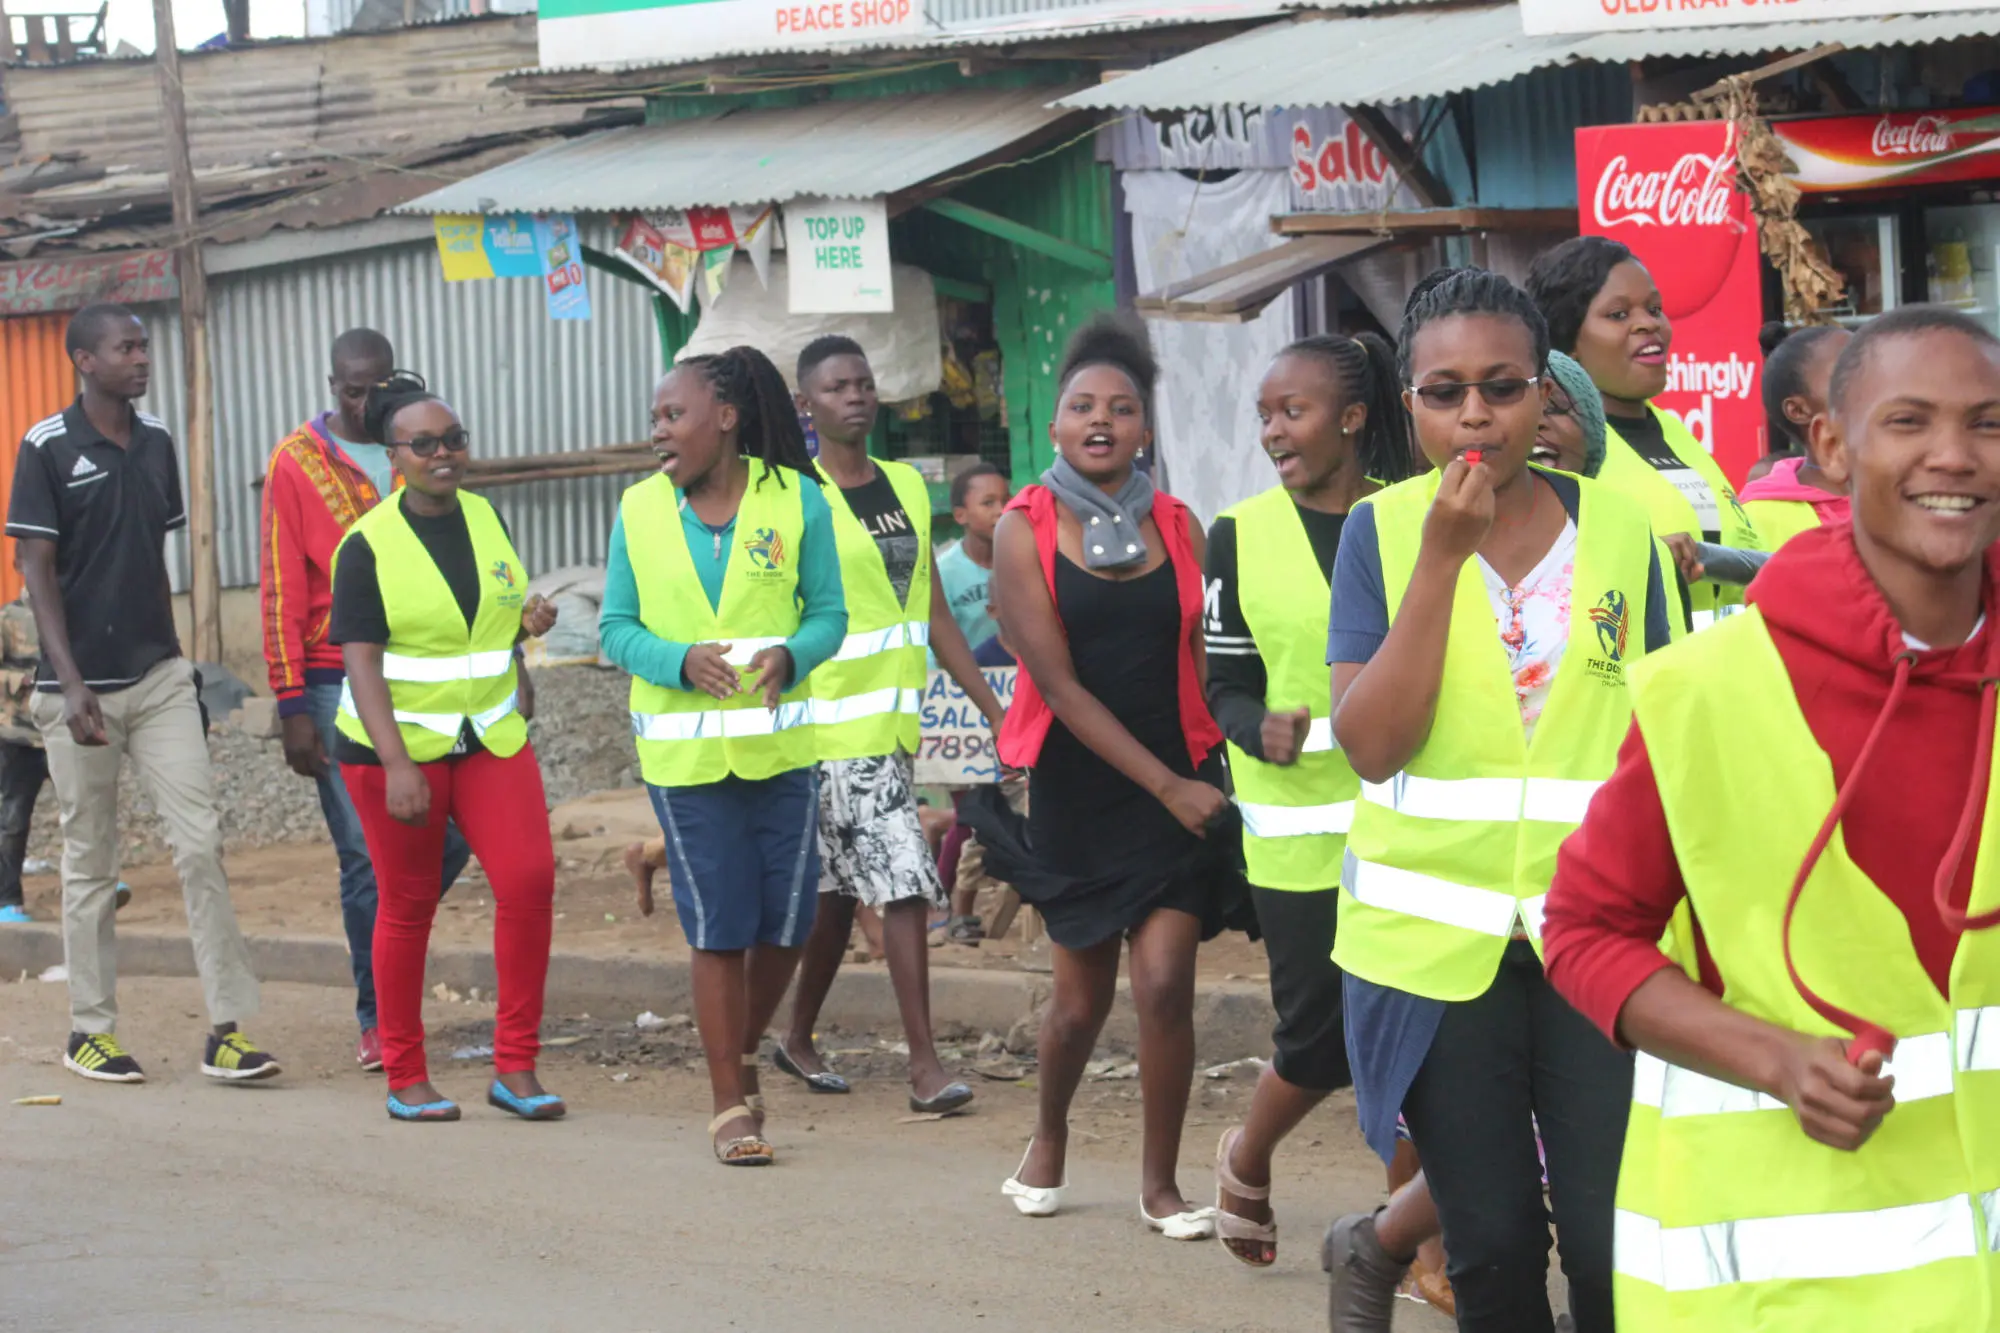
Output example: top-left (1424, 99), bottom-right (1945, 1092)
top-left (5, 398), bottom-right (185, 693)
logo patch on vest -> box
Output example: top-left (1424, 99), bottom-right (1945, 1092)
top-left (744, 527), bottom-right (787, 575)
top-left (1586, 589), bottom-right (1629, 682)
top-left (488, 559), bottom-right (525, 608)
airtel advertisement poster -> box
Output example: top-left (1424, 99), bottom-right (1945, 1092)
top-left (1576, 122), bottom-right (1766, 484)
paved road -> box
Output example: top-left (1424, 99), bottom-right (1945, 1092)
top-left (2, 976), bottom-right (1457, 1333)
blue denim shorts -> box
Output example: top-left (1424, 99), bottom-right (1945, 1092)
top-left (647, 769), bottom-right (821, 952)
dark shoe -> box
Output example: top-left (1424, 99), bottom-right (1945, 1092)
top-left (201, 1031), bottom-right (282, 1082)
top-left (909, 1081), bottom-right (975, 1115)
top-left (945, 914), bottom-right (985, 945)
top-left (487, 1079), bottom-right (566, 1121)
top-left (772, 1043), bottom-right (849, 1093)
top-left (1323, 1209), bottom-right (1409, 1333)
top-left (64, 1032), bottom-right (145, 1083)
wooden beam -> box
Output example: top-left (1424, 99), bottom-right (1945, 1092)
top-left (1275, 208), bottom-right (1578, 237)
top-left (920, 198), bottom-right (1113, 279)
top-left (1341, 103), bottom-right (1452, 209)
top-left (152, 0), bottom-right (221, 665)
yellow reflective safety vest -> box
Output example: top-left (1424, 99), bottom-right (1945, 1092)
top-left (1335, 469), bottom-right (1656, 1002)
top-left (810, 459), bottom-right (933, 760)
top-left (1220, 486), bottom-right (1356, 891)
top-left (623, 469), bottom-right (816, 787)
top-left (1617, 606), bottom-right (2000, 1332)
top-left (333, 492), bottom-right (528, 763)
top-left (1597, 406), bottom-right (1760, 630)
top-left (1743, 496), bottom-right (1823, 552)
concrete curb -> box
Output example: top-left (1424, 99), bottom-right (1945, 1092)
top-left (0, 925), bottom-right (1276, 1061)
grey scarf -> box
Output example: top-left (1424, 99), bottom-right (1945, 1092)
top-left (1043, 455), bottom-right (1156, 571)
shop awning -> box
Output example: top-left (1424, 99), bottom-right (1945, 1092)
top-left (1058, 3), bottom-right (2000, 112)
top-left (1137, 235), bottom-right (1390, 322)
top-left (397, 86), bottom-right (1083, 215)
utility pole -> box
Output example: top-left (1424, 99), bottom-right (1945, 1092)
top-left (152, 0), bottom-right (221, 665)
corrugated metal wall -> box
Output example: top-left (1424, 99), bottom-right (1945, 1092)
top-left (1423, 64), bottom-right (1633, 210)
top-left (0, 315), bottom-right (75, 604)
top-left (138, 237), bottom-right (664, 592)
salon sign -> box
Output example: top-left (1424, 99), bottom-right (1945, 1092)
top-left (916, 667), bottom-right (1015, 786)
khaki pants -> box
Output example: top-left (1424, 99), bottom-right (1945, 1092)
top-left (35, 657), bottom-right (258, 1035)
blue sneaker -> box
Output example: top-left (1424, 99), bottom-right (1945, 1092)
top-left (0, 905), bottom-right (30, 924)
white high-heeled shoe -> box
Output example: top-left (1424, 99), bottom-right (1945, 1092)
top-left (1002, 1140), bottom-right (1067, 1217)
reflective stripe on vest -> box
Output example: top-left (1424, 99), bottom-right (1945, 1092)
top-left (1632, 1032), bottom-right (1960, 1118)
top-left (379, 648), bottom-right (514, 685)
top-left (1343, 850), bottom-right (1547, 940)
top-left (1960, 1005), bottom-right (2000, 1071)
top-left (1334, 470), bottom-right (1652, 998)
top-left (811, 459), bottom-right (935, 760)
top-left (633, 700), bottom-right (814, 742)
top-left (1614, 1191), bottom-right (1996, 1292)
top-left (1240, 800), bottom-right (1354, 839)
top-left (1358, 775), bottom-right (1602, 824)
top-left (339, 679), bottom-right (520, 740)
top-left (1218, 485), bottom-right (1352, 892)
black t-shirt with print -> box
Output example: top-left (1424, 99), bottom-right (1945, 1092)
top-left (840, 470), bottom-right (918, 605)
top-left (1611, 409), bottom-right (1722, 544)
top-left (1203, 504), bottom-right (1346, 760)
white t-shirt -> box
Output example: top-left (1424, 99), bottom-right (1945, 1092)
top-left (1477, 518), bottom-right (1579, 741)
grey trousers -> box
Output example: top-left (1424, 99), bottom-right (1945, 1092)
top-left (34, 657), bottom-right (259, 1035)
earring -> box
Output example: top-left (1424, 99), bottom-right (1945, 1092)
top-left (1136, 448), bottom-right (1146, 460)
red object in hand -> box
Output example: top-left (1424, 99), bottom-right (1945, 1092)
top-left (1847, 1025), bottom-right (1897, 1066)
top-left (1464, 450), bottom-right (1484, 466)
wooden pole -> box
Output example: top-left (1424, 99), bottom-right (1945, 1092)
top-left (152, 0), bottom-right (221, 665)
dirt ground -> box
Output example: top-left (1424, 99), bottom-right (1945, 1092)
top-left (11, 785), bottom-right (1275, 983)
top-left (1, 975), bottom-right (1455, 1333)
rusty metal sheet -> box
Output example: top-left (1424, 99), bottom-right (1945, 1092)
top-left (0, 250), bottom-right (178, 315)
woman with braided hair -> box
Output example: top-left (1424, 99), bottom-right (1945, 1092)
top-left (331, 371), bottom-right (564, 1123)
top-left (1202, 330), bottom-right (1416, 1269)
top-left (598, 345), bottom-right (848, 1166)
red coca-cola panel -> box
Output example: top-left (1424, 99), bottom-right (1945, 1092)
top-left (1775, 108), bottom-right (2000, 195)
top-left (1577, 121), bottom-right (1767, 485)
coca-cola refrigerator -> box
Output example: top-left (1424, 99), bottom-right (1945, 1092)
top-left (1778, 110), bottom-right (2000, 338)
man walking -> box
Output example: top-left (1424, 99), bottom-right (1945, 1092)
top-left (260, 327), bottom-right (469, 1072)
top-left (8, 303), bottom-right (277, 1084)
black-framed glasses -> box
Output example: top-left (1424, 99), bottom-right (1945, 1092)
top-left (401, 428), bottom-right (469, 458)
top-left (1410, 376), bottom-right (1540, 410)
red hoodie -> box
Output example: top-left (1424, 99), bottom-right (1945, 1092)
top-left (1543, 521), bottom-right (1994, 1041)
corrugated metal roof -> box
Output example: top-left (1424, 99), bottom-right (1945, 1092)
top-left (510, 0), bottom-right (1424, 82)
top-left (1058, 3), bottom-right (2000, 110)
top-left (397, 86), bottom-right (1082, 213)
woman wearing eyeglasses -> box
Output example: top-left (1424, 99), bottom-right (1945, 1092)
top-left (1324, 270), bottom-right (1673, 1332)
top-left (1526, 238), bottom-right (1761, 634)
top-left (331, 372), bottom-right (564, 1124)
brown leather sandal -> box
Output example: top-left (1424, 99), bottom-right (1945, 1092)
top-left (1215, 1126), bottom-right (1278, 1267)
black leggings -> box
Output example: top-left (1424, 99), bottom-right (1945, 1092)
top-left (1400, 940), bottom-right (1631, 1333)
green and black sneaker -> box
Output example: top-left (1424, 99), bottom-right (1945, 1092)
top-left (201, 1031), bottom-right (282, 1083)
top-left (65, 1032), bottom-right (145, 1083)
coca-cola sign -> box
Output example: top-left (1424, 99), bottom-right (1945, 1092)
top-left (1591, 151), bottom-right (1740, 231)
top-left (1777, 108), bottom-right (2000, 194)
top-left (1577, 122), bottom-right (1766, 485)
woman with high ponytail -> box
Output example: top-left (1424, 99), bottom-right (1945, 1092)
top-left (1202, 330), bottom-right (1413, 1267)
top-left (990, 312), bottom-right (1252, 1238)
top-left (598, 344), bottom-right (849, 1167)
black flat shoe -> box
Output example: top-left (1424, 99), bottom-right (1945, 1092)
top-left (909, 1081), bottom-right (974, 1115)
top-left (772, 1043), bottom-right (850, 1094)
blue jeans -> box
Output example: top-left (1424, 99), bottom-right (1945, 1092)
top-left (304, 681), bottom-right (472, 1030)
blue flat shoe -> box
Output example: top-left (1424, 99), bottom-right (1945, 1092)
top-left (487, 1079), bottom-right (566, 1121)
top-left (0, 905), bottom-right (31, 924)
top-left (772, 1043), bottom-right (849, 1094)
top-left (386, 1092), bottom-right (460, 1122)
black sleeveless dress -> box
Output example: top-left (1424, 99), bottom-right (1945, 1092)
top-left (1009, 554), bottom-right (1252, 950)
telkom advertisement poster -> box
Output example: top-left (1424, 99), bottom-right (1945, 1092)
top-left (1576, 122), bottom-right (1766, 484)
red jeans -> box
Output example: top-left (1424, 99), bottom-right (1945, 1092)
top-left (346, 746), bottom-right (555, 1091)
